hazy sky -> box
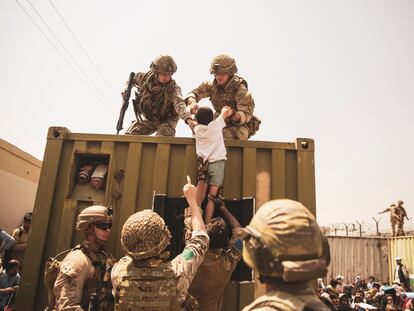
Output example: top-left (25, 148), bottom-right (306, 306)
top-left (1, 0), bottom-right (413, 229)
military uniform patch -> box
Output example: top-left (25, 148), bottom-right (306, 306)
top-left (182, 249), bottom-right (195, 261)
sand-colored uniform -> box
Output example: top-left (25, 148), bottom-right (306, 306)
top-left (111, 229), bottom-right (209, 310)
top-left (189, 227), bottom-right (244, 311)
top-left (242, 282), bottom-right (330, 311)
top-left (381, 206), bottom-right (400, 236)
top-left (53, 241), bottom-right (114, 311)
top-left (395, 205), bottom-right (408, 236)
top-left (186, 75), bottom-right (259, 140)
top-left (125, 71), bottom-right (190, 136)
top-left (10, 227), bottom-right (29, 265)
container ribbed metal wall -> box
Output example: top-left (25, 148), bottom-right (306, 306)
top-left (16, 127), bottom-right (316, 311)
top-left (326, 236), bottom-right (389, 284)
top-left (388, 235), bottom-right (414, 285)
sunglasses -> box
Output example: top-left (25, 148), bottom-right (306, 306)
top-left (95, 222), bottom-right (112, 230)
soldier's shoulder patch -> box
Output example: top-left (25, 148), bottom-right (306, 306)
top-left (181, 248), bottom-right (195, 261)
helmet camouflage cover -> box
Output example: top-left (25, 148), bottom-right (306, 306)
top-left (210, 54), bottom-right (238, 76)
top-left (150, 55), bottom-right (177, 74)
top-left (121, 210), bottom-right (171, 261)
top-left (243, 199), bottom-right (328, 281)
top-left (76, 205), bottom-right (112, 231)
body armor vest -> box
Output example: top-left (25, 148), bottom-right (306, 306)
top-left (209, 74), bottom-right (248, 113)
top-left (79, 241), bottom-right (114, 311)
top-left (115, 260), bottom-right (179, 311)
top-left (137, 71), bottom-right (177, 122)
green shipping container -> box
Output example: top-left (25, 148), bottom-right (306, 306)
top-left (15, 127), bottom-right (316, 310)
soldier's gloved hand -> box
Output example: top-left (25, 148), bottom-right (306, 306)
top-left (183, 176), bottom-right (197, 205)
top-left (189, 102), bottom-right (199, 114)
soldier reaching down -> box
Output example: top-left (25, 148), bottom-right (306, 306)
top-left (122, 55), bottom-right (192, 136)
top-left (186, 55), bottom-right (260, 140)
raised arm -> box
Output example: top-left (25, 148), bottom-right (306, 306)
top-left (219, 203), bottom-right (241, 230)
top-left (183, 176), bottom-right (206, 234)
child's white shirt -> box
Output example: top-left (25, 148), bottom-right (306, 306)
top-left (193, 115), bottom-right (227, 163)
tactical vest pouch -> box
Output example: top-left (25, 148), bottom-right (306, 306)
top-left (116, 264), bottom-right (178, 311)
top-left (247, 115), bottom-right (261, 137)
top-left (44, 248), bottom-right (77, 310)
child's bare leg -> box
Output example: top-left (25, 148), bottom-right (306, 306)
top-left (196, 180), bottom-right (208, 206)
top-left (204, 185), bottom-right (219, 224)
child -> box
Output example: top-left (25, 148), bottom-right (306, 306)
top-left (188, 105), bottom-right (233, 223)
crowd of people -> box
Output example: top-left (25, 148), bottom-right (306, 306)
top-left (0, 212), bottom-right (32, 310)
top-left (318, 273), bottom-right (413, 310)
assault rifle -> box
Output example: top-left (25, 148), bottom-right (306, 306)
top-left (116, 72), bottom-right (135, 134)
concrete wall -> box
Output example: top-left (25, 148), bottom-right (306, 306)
top-left (0, 139), bottom-right (41, 233)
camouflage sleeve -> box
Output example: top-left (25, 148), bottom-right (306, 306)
top-left (173, 85), bottom-right (191, 121)
top-left (122, 72), bottom-right (144, 95)
top-left (111, 256), bottom-right (131, 299)
top-left (185, 81), bottom-right (212, 104)
top-left (223, 227), bottom-right (245, 272)
top-left (233, 83), bottom-right (254, 125)
top-left (53, 251), bottom-right (93, 311)
top-left (172, 229), bottom-right (209, 303)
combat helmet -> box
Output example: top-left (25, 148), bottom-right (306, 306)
top-left (210, 54), bottom-right (238, 76)
top-left (76, 205), bottom-right (112, 231)
top-left (150, 55), bottom-right (177, 74)
top-left (121, 209), bottom-right (171, 261)
top-left (243, 199), bottom-right (330, 282)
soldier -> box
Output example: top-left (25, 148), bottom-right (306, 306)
top-left (124, 55), bottom-right (192, 136)
top-left (188, 200), bottom-right (245, 311)
top-left (395, 200), bottom-right (409, 236)
top-left (111, 176), bottom-right (209, 310)
top-left (54, 205), bottom-right (115, 310)
top-left (185, 55), bottom-right (261, 140)
top-left (379, 203), bottom-right (401, 236)
top-left (242, 199), bottom-right (331, 311)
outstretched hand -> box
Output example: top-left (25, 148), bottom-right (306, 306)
top-left (221, 106), bottom-right (234, 118)
top-left (183, 176), bottom-right (197, 204)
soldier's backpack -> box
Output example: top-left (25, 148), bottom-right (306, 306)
top-left (43, 248), bottom-right (75, 310)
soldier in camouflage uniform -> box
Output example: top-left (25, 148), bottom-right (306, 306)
top-left (185, 55), bottom-right (260, 140)
top-left (54, 205), bottom-right (115, 310)
top-left (395, 200), bottom-right (409, 236)
top-left (124, 55), bottom-right (192, 136)
top-left (111, 176), bottom-right (209, 310)
top-left (379, 203), bottom-right (400, 237)
top-left (242, 199), bottom-right (331, 311)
